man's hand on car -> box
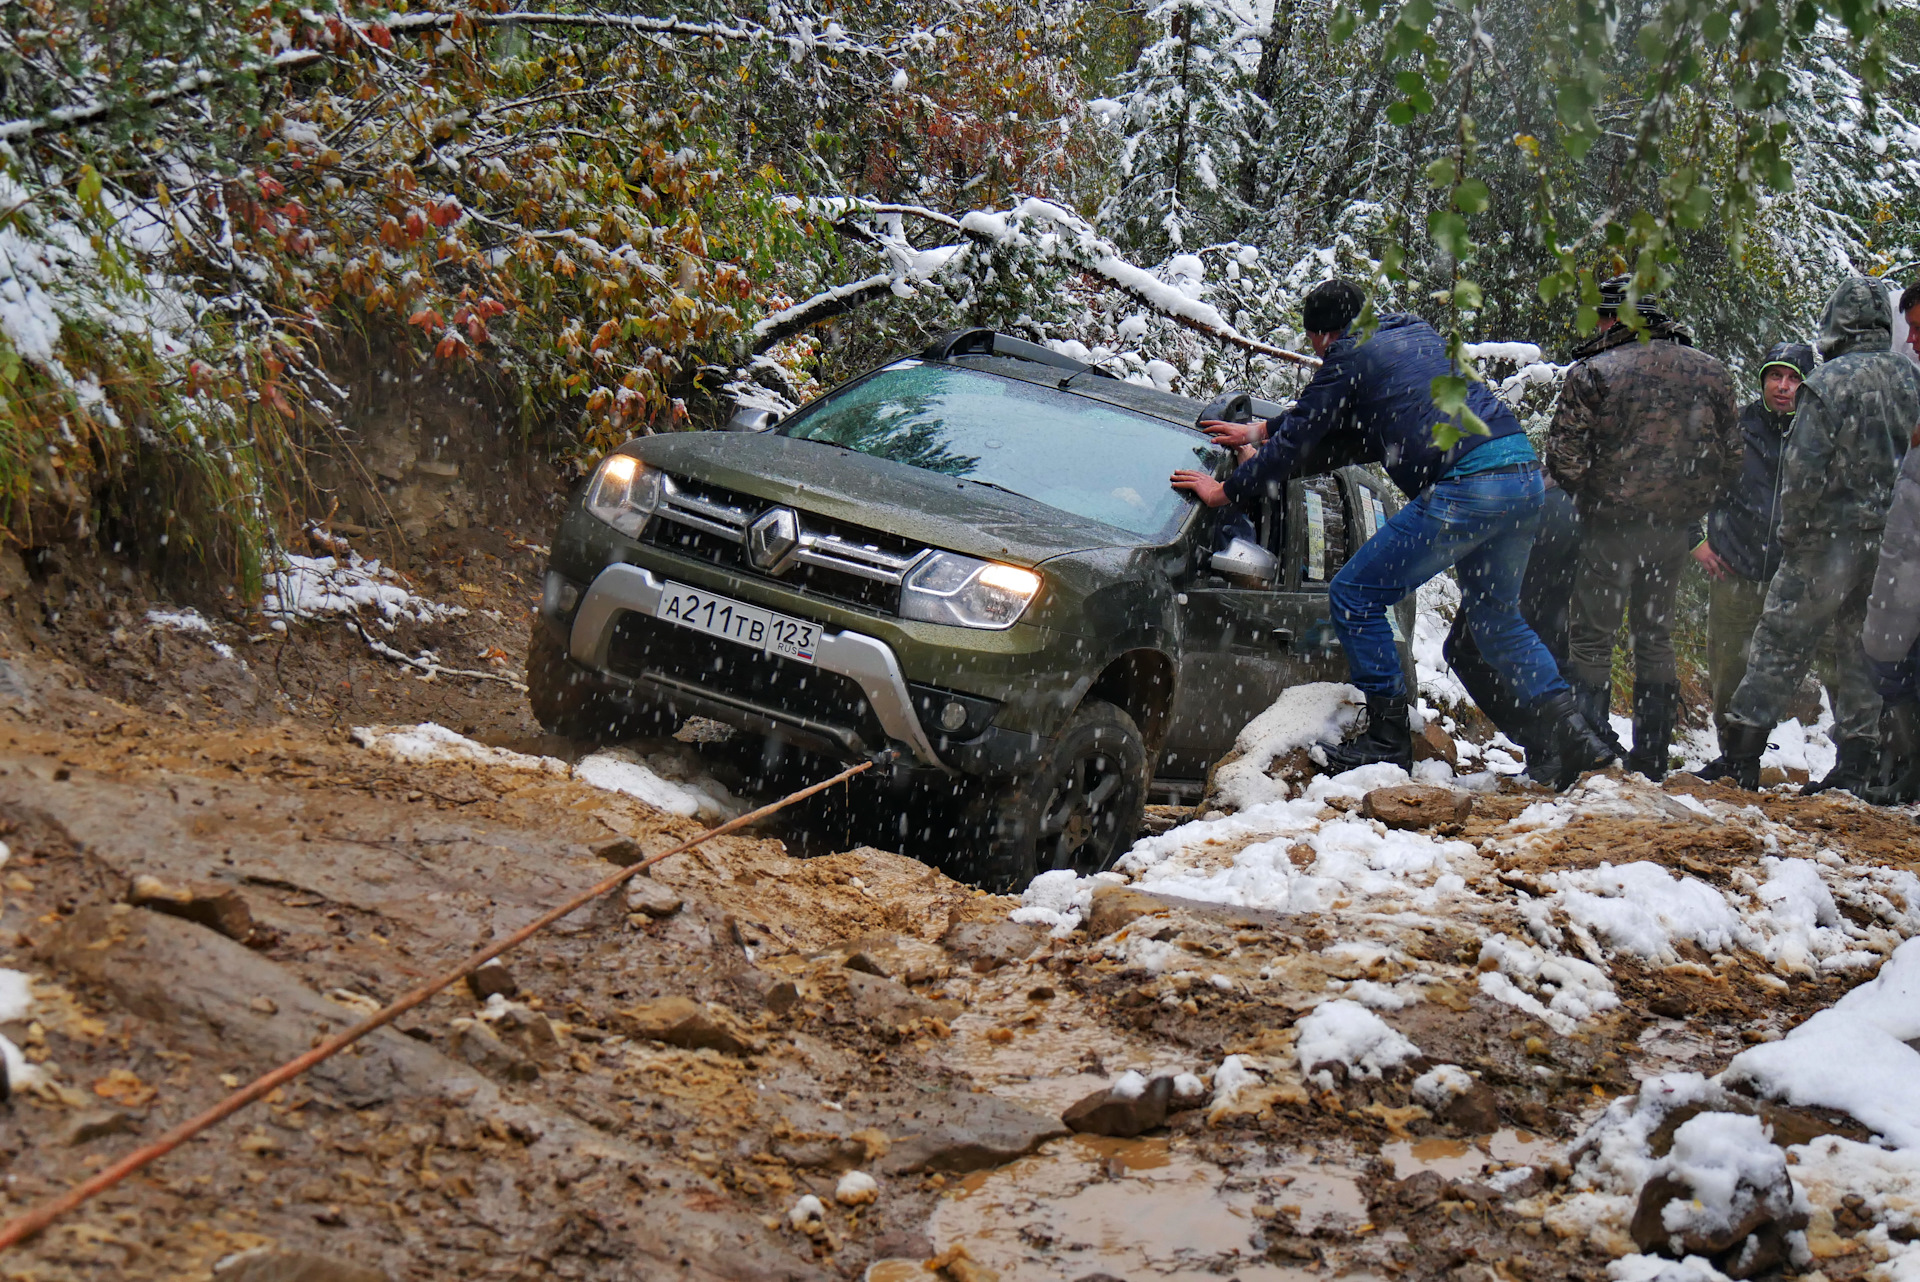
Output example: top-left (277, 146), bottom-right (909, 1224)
top-left (1200, 419), bottom-right (1264, 449)
top-left (1170, 470), bottom-right (1230, 507)
top-left (1692, 540), bottom-right (1733, 581)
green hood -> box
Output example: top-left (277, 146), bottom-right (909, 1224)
top-left (630, 431), bottom-right (1155, 565)
top-left (1816, 277), bottom-right (1894, 359)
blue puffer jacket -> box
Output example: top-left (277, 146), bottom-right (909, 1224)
top-left (1705, 399), bottom-right (1796, 582)
top-left (1224, 313), bottom-right (1526, 504)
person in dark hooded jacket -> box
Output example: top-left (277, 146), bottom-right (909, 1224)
top-left (1858, 279), bottom-right (1920, 804)
top-left (1172, 279), bottom-right (1615, 789)
top-left (1697, 276), bottom-right (1920, 793)
top-left (1691, 342), bottom-right (1826, 745)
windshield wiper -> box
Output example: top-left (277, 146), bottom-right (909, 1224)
top-left (956, 476), bottom-right (1031, 502)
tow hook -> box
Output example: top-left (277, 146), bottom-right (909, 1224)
top-left (870, 746), bottom-right (913, 790)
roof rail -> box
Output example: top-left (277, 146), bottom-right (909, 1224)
top-left (922, 329), bottom-right (1117, 380)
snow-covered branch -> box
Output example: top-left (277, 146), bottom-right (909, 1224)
top-left (0, 49), bottom-right (325, 142)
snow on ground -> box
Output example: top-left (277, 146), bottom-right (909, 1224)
top-left (0, 969), bottom-right (40, 1091)
top-left (263, 551), bottom-right (468, 630)
top-left (145, 607), bottom-right (240, 662)
top-left (1670, 690), bottom-right (1838, 782)
top-left (352, 723), bottom-right (741, 821)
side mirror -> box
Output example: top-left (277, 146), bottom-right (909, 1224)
top-left (1197, 391), bottom-right (1253, 428)
top-left (1210, 537), bottom-right (1279, 588)
top-left (725, 405), bottom-right (783, 433)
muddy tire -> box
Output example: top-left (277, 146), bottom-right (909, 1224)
top-left (956, 700), bottom-right (1149, 892)
top-left (525, 622), bottom-right (656, 742)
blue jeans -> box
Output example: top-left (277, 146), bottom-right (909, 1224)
top-left (1329, 467), bottom-right (1568, 703)
top-left (1869, 640), bottom-right (1920, 706)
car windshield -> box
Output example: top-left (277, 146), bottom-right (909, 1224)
top-left (775, 361), bottom-right (1225, 540)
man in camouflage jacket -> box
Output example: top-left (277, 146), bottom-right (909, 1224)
top-left (1546, 278), bottom-right (1740, 780)
top-left (1702, 276), bottom-right (1920, 793)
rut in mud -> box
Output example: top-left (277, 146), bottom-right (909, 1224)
top-left (0, 532), bottom-right (1917, 1282)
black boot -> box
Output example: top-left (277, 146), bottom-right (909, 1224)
top-left (1570, 677), bottom-right (1627, 759)
top-left (1323, 695), bottom-right (1412, 773)
top-left (1805, 736), bottom-right (1879, 796)
top-left (1624, 681), bottom-right (1680, 782)
top-left (1865, 702), bottom-right (1920, 805)
top-left (1692, 721), bottom-right (1769, 790)
top-left (1526, 690), bottom-right (1619, 791)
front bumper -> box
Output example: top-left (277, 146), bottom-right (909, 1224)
top-left (565, 564), bottom-right (953, 771)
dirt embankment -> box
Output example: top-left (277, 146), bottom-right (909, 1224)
top-left (0, 519), bottom-right (1915, 1282)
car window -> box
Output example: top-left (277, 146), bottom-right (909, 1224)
top-left (1298, 475), bottom-right (1350, 582)
top-left (776, 361), bottom-right (1226, 540)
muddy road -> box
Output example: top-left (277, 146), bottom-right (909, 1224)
top-left (0, 535), bottom-right (1916, 1282)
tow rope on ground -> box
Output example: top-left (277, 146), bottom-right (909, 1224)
top-left (0, 759), bottom-right (873, 1250)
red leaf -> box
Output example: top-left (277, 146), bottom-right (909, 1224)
top-left (429, 196), bottom-right (462, 229)
top-left (408, 308), bottom-right (443, 330)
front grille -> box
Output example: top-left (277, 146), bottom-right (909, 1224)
top-left (605, 611), bottom-right (884, 745)
top-left (641, 474), bottom-right (928, 614)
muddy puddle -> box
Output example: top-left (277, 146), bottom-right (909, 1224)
top-left (1379, 1127), bottom-right (1560, 1182)
top-left (890, 1133), bottom-right (1384, 1281)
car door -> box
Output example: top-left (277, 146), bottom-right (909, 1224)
top-left (1156, 469), bottom-right (1412, 785)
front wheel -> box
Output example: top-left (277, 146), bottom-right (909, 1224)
top-left (525, 622), bottom-right (661, 742)
top-left (953, 700), bottom-right (1149, 892)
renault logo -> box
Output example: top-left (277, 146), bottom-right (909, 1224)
top-left (747, 507), bottom-right (800, 572)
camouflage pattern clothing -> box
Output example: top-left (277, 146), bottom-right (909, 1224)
top-left (1776, 277), bottom-right (1920, 546)
top-left (1863, 445), bottom-right (1920, 683)
top-left (1727, 277), bottom-right (1920, 744)
top-left (1545, 320), bottom-right (1741, 523)
top-left (1726, 531), bottom-right (1886, 744)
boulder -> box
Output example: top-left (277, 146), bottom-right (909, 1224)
top-left (843, 969), bottom-right (957, 1028)
top-left (1062, 1074), bottom-right (1175, 1137)
top-left (1084, 885), bottom-right (1168, 939)
top-left (1413, 721), bottom-right (1458, 768)
top-left (1360, 784), bottom-right (1473, 830)
top-left (127, 874), bottom-right (253, 942)
top-left (624, 877), bottom-right (683, 918)
top-left (1436, 1082), bottom-right (1502, 1133)
top-left (614, 996), bottom-right (756, 1056)
top-left (465, 961), bottom-right (518, 1001)
top-left (1628, 1113), bottom-right (1809, 1279)
top-left (878, 1092), bottom-right (1070, 1174)
top-left (940, 920), bottom-right (1045, 972)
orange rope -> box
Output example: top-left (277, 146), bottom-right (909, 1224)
top-left (0, 759), bottom-right (872, 1249)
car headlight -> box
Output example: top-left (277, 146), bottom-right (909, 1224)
top-left (584, 453), bottom-right (661, 537)
top-left (900, 552), bottom-right (1041, 629)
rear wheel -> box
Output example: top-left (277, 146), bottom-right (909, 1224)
top-left (953, 700), bottom-right (1149, 892)
top-left (525, 622), bottom-right (661, 742)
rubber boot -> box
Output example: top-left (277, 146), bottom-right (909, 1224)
top-left (1323, 695), bottom-right (1413, 773)
top-left (1624, 681), bottom-right (1680, 782)
top-left (1692, 721), bottom-right (1769, 790)
top-left (1526, 689), bottom-right (1619, 791)
top-left (1805, 736), bottom-right (1879, 797)
top-left (1570, 677), bottom-right (1627, 760)
top-left (1865, 702), bottom-right (1920, 805)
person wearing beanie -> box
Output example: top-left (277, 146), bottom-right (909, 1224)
top-left (1690, 342), bottom-right (1829, 763)
top-left (1547, 274), bottom-right (1742, 781)
top-left (1701, 276), bottom-right (1920, 794)
top-left (1858, 280), bottom-right (1920, 804)
top-left (1171, 279), bottom-right (1615, 789)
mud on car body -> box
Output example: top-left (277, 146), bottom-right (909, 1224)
top-left (531, 330), bottom-right (1413, 888)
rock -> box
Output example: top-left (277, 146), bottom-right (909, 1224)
top-left (1628, 1115), bottom-right (1808, 1278)
top-left (835, 1170), bottom-right (879, 1205)
top-left (1168, 1073), bottom-right (1211, 1113)
top-left (1436, 1082), bottom-right (1502, 1133)
top-left (878, 1092), bottom-right (1070, 1175)
top-left (213, 1250), bottom-right (390, 1282)
top-left (787, 1194), bottom-right (827, 1236)
top-left (1084, 884), bottom-right (1168, 939)
top-left (63, 1109), bottom-right (140, 1146)
top-left (614, 996), bottom-right (756, 1056)
top-left (1360, 784), bottom-right (1473, 830)
top-left (842, 952), bottom-right (887, 976)
top-left (940, 920), bottom-right (1045, 972)
top-left (1062, 1074), bottom-right (1175, 1137)
top-left (448, 1021), bottom-right (538, 1082)
top-left (624, 877), bottom-right (683, 918)
top-left (1649, 991), bottom-right (1691, 1019)
top-left (1413, 721), bottom-right (1458, 768)
top-left (128, 874), bottom-right (253, 942)
top-left (1381, 1169), bottom-right (1444, 1214)
top-left (843, 969), bottom-right (957, 1028)
top-left (488, 1003), bottom-right (560, 1065)
top-left (465, 961), bottom-right (518, 1001)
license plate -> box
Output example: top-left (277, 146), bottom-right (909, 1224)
top-left (656, 582), bottom-right (817, 663)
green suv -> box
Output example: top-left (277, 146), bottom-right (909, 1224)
top-left (530, 330), bottom-right (1412, 886)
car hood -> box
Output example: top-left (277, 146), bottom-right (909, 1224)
top-left (631, 431), bottom-right (1167, 564)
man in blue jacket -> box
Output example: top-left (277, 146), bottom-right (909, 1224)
top-left (1171, 279), bottom-right (1615, 789)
